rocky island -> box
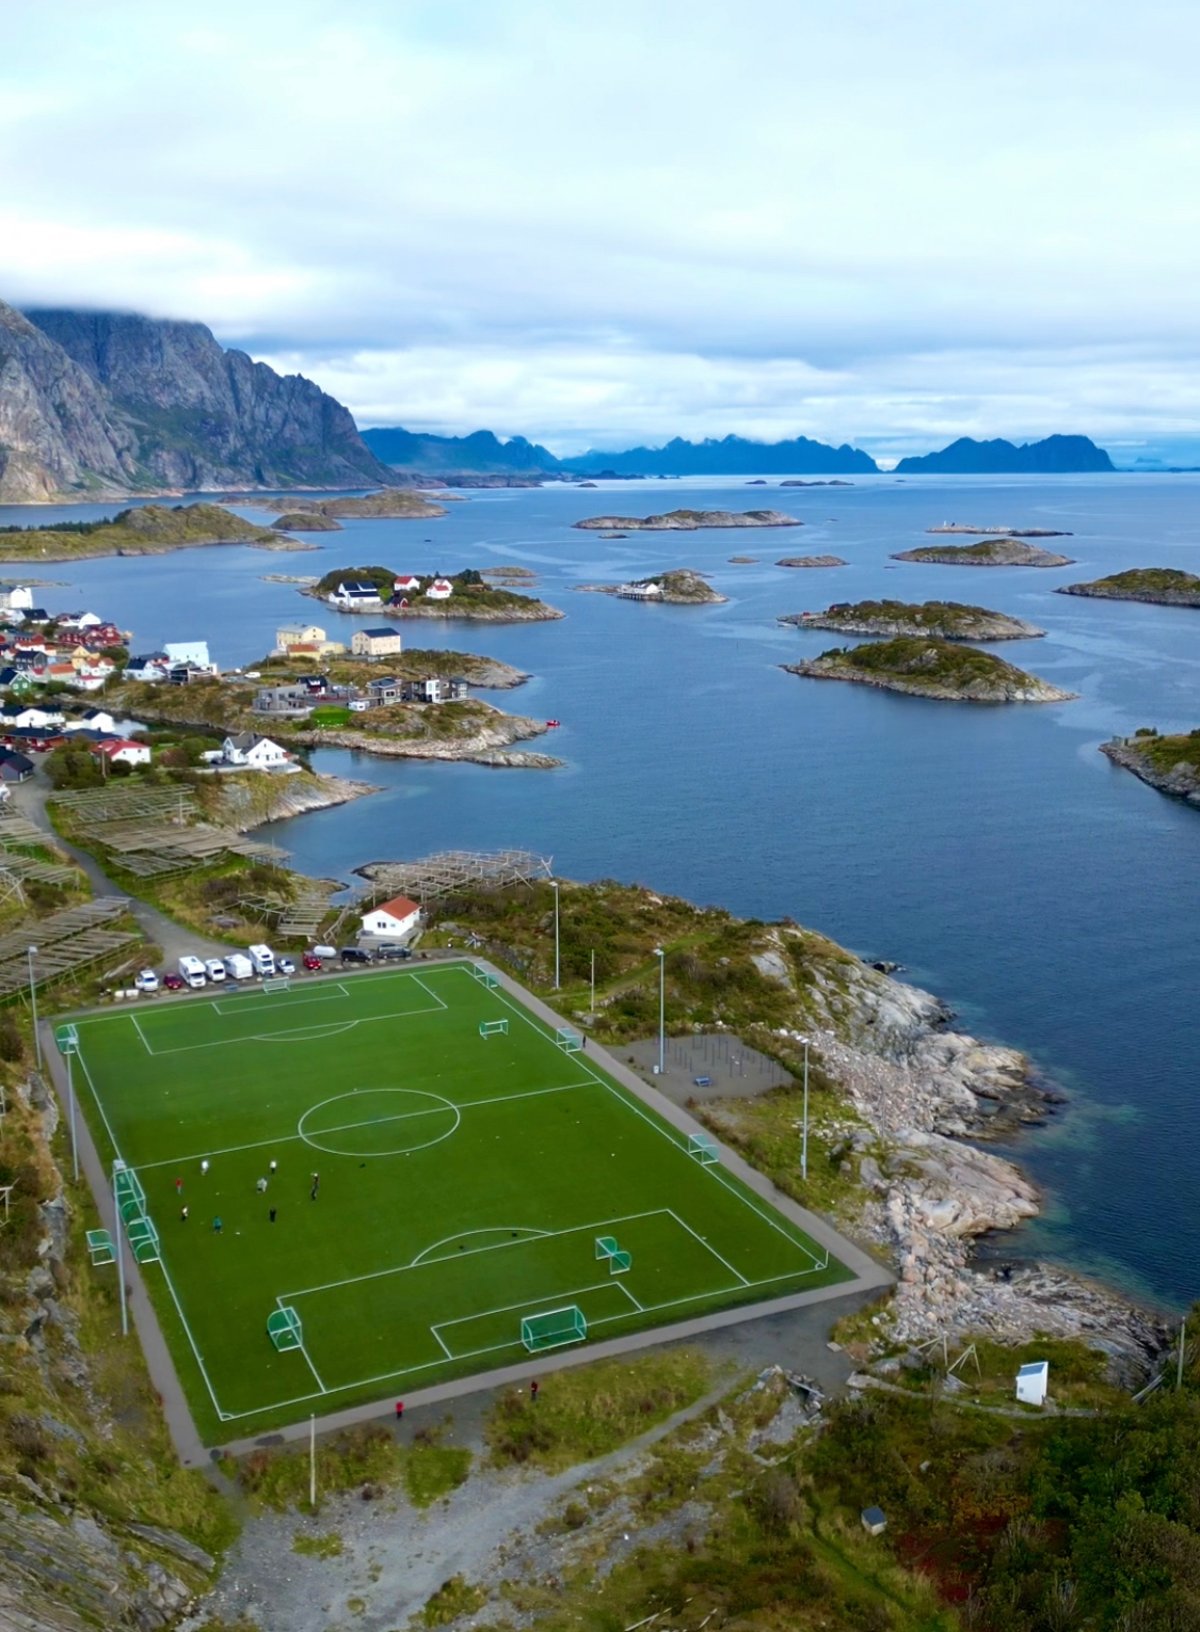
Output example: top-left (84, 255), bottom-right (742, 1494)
top-left (0, 501), bottom-right (308, 561)
top-left (1057, 566), bottom-right (1200, 607)
top-left (575, 568), bottom-right (727, 604)
top-left (271, 510), bottom-right (343, 532)
top-left (573, 507), bottom-right (801, 531)
top-left (785, 636), bottom-right (1076, 702)
top-left (304, 564), bottom-right (562, 622)
top-left (1101, 728), bottom-right (1200, 807)
top-left (925, 523), bottom-right (1074, 537)
top-left (781, 598), bottom-right (1046, 641)
top-left (775, 554), bottom-right (847, 568)
top-left (893, 538), bottom-right (1076, 567)
top-left (276, 488), bottom-right (447, 521)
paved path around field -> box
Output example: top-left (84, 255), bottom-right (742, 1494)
top-left (40, 953), bottom-right (890, 1467)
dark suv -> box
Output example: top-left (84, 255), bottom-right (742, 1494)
top-left (340, 947), bottom-right (373, 964)
top-left (375, 945), bottom-right (412, 961)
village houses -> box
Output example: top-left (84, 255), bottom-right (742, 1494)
top-left (221, 732), bottom-right (292, 770)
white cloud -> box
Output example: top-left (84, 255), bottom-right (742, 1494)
top-left (2, 0), bottom-right (1200, 451)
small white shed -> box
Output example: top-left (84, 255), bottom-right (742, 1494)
top-left (1015, 1360), bottom-right (1049, 1407)
top-left (360, 895), bottom-right (422, 940)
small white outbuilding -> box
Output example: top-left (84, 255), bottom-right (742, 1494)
top-left (1015, 1360), bottom-right (1049, 1407)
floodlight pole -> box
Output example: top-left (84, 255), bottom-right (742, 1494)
top-left (113, 1163), bottom-right (128, 1336)
top-left (1179, 1316), bottom-right (1188, 1389)
top-left (799, 1036), bottom-right (810, 1182)
top-left (590, 949), bottom-right (595, 1017)
top-left (27, 946), bottom-right (41, 1069)
top-left (550, 881), bottom-right (560, 990)
top-left (309, 1414), bottom-right (317, 1507)
top-left (655, 948), bottom-right (665, 1075)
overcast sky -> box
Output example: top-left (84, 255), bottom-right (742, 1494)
top-left (3, 0), bottom-right (1199, 457)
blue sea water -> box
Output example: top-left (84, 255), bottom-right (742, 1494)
top-left (2, 474), bottom-right (1197, 1308)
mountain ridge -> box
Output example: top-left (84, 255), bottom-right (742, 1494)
top-left (0, 302), bottom-right (396, 501)
top-left (894, 434), bottom-right (1113, 475)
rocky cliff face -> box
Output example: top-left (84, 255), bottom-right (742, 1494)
top-left (0, 303), bottom-right (396, 500)
top-left (0, 303), bottom-right (139, 500)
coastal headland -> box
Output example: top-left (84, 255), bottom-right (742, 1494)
top-left (785, 636), bottom-right (1076, 701)
top-left (0, 501), bottom-right (312, 561)
top-left (782, 598), bottom-right (1046, 641)
top-left (1101, 730), bottom-right (1200, 806)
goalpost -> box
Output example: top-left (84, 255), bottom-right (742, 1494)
top-left (479, 1019), bottom-right (509, 1039)
top-left (556, 1027), bottom-right (583, 1054)
top-left (688, 1132), bottom-right (720, 1166)
top-left (267, 1306), bottom-right (303, 1352)
top-left (471, 963), bottom-right (499, 989)
top-left (521, 1305), bottom-right (587, 1352)
top-left (261, 976), bottom-right (292, 995)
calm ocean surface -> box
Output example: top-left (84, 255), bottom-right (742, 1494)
top-left (2, 474), bottom-right (1197, 1308)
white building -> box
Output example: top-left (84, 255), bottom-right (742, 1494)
top-left (90, 739), bottom-right (152, 768)
top-left (222, 732), bottom-right (290, 770)
top-left (424, 578), bottom-right (454, 601)
top-left (393, 575), bottom-right (421, 595)
top-left (330, 581), bottom-right (382, 609)
top-left (0, 586), bottom-right (33, 612)
top-left (276, 623), bottom-right (327, 650)
top-left (164, 640), bottom-right (215, 672)
top-left (617, 581), bottom-right (663, 600)
top-left (351, 627), bottom-right (404, 658)
top-left (1015, 1361), bottom-right (1049, 1407)
top-left (360, 894), bottom-right (422, 940)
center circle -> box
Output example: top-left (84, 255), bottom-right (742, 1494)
top-left (298, 1088), bottom-right (460, 1157)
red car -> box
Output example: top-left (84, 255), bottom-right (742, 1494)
top-left (302, 953), bottom-right (322, 971)
top-left (162, 972), bottom-right (185, 991)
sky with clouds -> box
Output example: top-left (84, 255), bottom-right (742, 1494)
top-left (2, 0), bottom-right (1199, 458)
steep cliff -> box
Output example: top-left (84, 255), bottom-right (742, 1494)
top-left (0, 302), bottom-right (139, 500)
top-left (0, 305), bottom-right (396, 499)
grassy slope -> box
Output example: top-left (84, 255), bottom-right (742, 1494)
top-left (809, 598), bottom-right (1024, 631)
top-left (1126, 727), bottom-right (1200, 773)
top-left (312, 563), bottom-right (546, 614)
top-left (1069, 566), bottom-right (1200, 595)
top-left (0, 502), bottom-right (280, 558)
top-left (66, 962), bottom-right (846, 1439)
top-left (812, 635), bottom-right (1041, 688)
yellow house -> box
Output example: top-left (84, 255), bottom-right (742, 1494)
top-left (275, 624), bottom-right (344, 656)
top-left (351, 627), bottom-right (404, 659)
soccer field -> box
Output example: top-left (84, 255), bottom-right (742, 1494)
top-left (65, 962), bottom-right (851, 1437)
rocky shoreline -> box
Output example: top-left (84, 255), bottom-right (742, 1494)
top-left (776, 554), bottom-right (846, 568)
top-left (213, 770), bottom-right (380, 831)
top-left (300, 586), bottom-right (563, 623)
top-left (287, 710), bottom-right (562, 768)
top-left (573, 508), bottom-right (801, 531)
top-left (782, 604), bottom-right (1046, 641)
top-left (1100, 736), bottom-right (1200, 807)
top-left (893, 539), bottom-right (1076, 567)
top-left (784, 656), bottom-right (1076, 703)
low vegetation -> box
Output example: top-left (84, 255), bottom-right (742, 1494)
top-left (0, 502), bottom-right (281, 559)
top-left (234, 1421), bottom-right (471, 1512)
top-left (1059, 566), bottom-right (1200, 603)
top-left (787, 636), bottom-right (1071, 700)
top-left (1127, 725), bottom-right (1200, 773)
top-left (784, 599), bottom-right (1043, 640)
top-left (284, 490), bottom-right (445, 520)
top-left (485, 1348), bottom-right (714, 1471)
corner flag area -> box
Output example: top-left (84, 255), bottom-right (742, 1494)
top-left (64, 963), bottom-right (851, 1437)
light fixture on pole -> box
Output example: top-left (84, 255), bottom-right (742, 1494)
top-left (798, 1035), bottom-right (810, 1181)
top-left (112, 1161), bottom-right (128, 1336)
top-left (549, 881), bottom-right (560, 990)
top-left (590, 948), bottom-right (595, 1018)
top-left (654, 948), bottom-right (665, 1075)
top-left (27, 946), bottom-right (40, 1069)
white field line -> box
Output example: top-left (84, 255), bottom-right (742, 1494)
top-left (129, 1013), bottom-right (153, 1058)
top-left (411, 1226), bottom-right (551, 1267)
top-left (136, 1080), bottom-right (595, 1173)
top-left (283, 1208), bottom-right (673, 1301)
top-left (137, 1003), bottom-right (447, 1057)
top-left (276, 1298), bottom-right (329, 1394)
top-left (471, 968), bottom-right (826, 1272)
top-left (212, 983), bottom-right (353, 1016)
top-left (666, 1207), bottom-right (750, 1286)
top-left (432, 1281), bottom-right (621, 1336)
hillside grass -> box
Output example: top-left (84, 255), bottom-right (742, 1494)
top-left (1073, 566), bottom-right (1200, 596)
top-left (0, 503), bottom-right (279, 559)
top-left (814, 635), bottom-right (1037, 687)
top-left (1128, 726), bottom-right (1200, 773)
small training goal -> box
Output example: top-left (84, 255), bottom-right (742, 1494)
top-left (479, 1019), bottom-right (509, 1039)
top-left (261, 976), bottom-right (292, 995)
top-left (471, 963), bottom-right (499, 989)
top-left (555, 1027), bottom-right (583, 1053)
top-left (267, 1306), bottom-right (303, 1352)
top-left (688, 1132), bottom-right (720, 1166)
top-left (521, 1305), bottom-right (588, 1353)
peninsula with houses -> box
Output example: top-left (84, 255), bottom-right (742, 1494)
top-left (785, 636), bottom-right (1077, 703)
top-left (782, 599), bottom-right (1046, 641)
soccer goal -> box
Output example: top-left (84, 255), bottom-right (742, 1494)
top-left (521, 1305), bottom-right (587, 1352)
top-left (556, 1027), bottom-right (583, 1053)
top-left (113, 1162), bottom-right (146, 1214)
top-left (127, 1216), bottom-right (160, 1264)
top-left (267, 1306), bottom-right (303, 1352)
top-left (595, 1235), bottom-right (633, 1275)
top-left (479, 1019), bottom-right (509, 1039)
top-left (261, 976), bottom-right (292, 995)
top-left (86, 1228), bottom-right (115, 1267)
top-left (471, 963), bottom-right (499, 989)
top-left (688, 1132), bottom-right (720, 1166)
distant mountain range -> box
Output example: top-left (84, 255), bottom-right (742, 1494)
top-left (364, 426), bottom-right (1116, 478)
top-left (0, 302), bottom-right (395, 502)
top-left (894, 435), bottom-right (1114, 475)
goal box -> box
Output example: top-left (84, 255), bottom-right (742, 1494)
top-left (521, 1305), bottom-right (587, 1353)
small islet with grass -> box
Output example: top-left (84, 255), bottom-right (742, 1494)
top-left (63, 961), bottom-right (847, 1439)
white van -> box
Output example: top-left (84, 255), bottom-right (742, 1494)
top-left (223, 953), bottom-right (253, 981)
top-left (205, 958), bottom-right (227, 983)
top-left (248, 944), bottom-right (276, 977)
top-left (178, 955), bottom-right (207, 989)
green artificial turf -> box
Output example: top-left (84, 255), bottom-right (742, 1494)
top-left (64, 964), bottom-right (848, 1439)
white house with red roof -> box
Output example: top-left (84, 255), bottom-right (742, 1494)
top-left (90, 739), bottom-right (151, 768)
top-left (425, 578), bottom-right (453, 601)
top-left (393, 575), bottom-right (421, 594)
top-left (359, 894), bottom-right (422, 940)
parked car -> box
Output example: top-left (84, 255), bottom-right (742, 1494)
top-left (302, 952), bottom-right (322, 971)
top-left (163, 972), bottom-right (185, 991)
top-left (277, 956), bottom-right (296, 976)
top-left (134, 969), bottom-right (159, 993)
top-left (376, 946), bottom-right (412, 961)
top-left (340, 947), bottom-right (373, 964)
top-left (205, 958), bottom-right (227, 983)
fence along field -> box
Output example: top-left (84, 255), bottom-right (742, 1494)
top-left (65, 962), bottom-right (849, 1435)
